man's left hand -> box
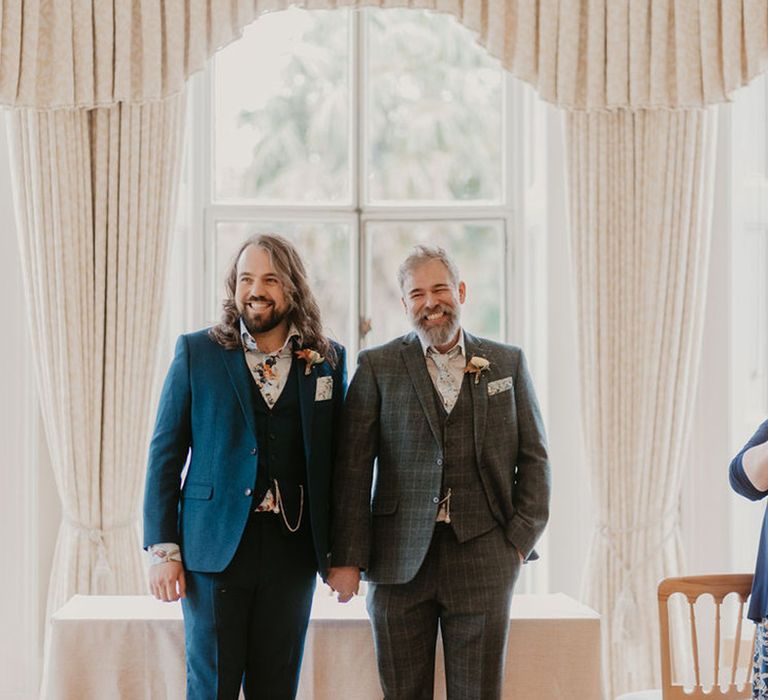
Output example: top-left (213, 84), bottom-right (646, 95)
top-left (327, 566), bottom-right (360, 603)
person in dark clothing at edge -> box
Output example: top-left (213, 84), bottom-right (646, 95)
top-left (730, 419), bottom-right (768, 699)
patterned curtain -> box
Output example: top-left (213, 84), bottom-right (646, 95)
top-left (7, 96), bottom-right (186, 615)
top-left (0, 1), bottom-right (764, 110)
top-left (565, 107), bottom-right (717, 695)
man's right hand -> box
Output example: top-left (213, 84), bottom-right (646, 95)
top-left (149, 561), bottom-right (186, 602)
top-left (327, 566), bottom-right (360, 603)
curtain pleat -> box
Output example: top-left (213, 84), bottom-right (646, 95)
top-left (5, 94), bottom-right (186, 618)
top-left (0, 1), bottom-right (766, 109)
top-left (564, 107), bottom-right (717, 696)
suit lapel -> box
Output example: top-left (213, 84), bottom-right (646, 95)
top-left (296, 356), bottom-right (316, 464)
top-left (220, 346), bottom-right (259, 441)
top-left (464, 333), bottom-right (488, 466)
top-left (400, 335), bottom-right (443, 448)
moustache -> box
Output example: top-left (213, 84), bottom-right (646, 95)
top-left (420, 304), bottom-right (453, 319)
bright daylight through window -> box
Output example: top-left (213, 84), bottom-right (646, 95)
top-left (207, 7), bottom-right (517, 358)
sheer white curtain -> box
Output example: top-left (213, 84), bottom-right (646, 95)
top-left (565, 107), bottom-right (717, 696)
top-left (6, 96), bottom-right (186, 617)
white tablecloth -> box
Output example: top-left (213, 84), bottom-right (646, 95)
top-left (41, 593), bottom-right (602, 699)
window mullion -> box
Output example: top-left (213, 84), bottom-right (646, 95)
top-left (355, 9), bottom-right (368, 350)
top-left (352, 9), bottom-right (364, 213)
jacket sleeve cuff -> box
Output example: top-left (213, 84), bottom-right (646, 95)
top-left (504, 519), bottom-right (541, 561)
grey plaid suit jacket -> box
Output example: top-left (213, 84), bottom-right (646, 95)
top-left (331, 330), bottom-right (551, 584)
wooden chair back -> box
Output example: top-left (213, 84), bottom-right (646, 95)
top-left (658, 574), bottom-right (755, 699)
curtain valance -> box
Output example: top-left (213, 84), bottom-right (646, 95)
top-left (0, 1), bottom-right (766, 110)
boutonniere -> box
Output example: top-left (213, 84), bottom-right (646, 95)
top-left (464, 356), bottom-right (490, 384)
top-left (295, 348), bottom-right (324, 375)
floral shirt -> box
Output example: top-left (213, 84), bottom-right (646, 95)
top-left (240, 318), bottom-right (300, 408)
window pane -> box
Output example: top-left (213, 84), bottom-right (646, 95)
top-left (214, 222), bottom-right (353, 350)
top-left (366, 9), bottom-right (504, 203)
top-left (365, 221), bottom-right (505, 347)
top-left (214, 9), bottom-right (351, 203)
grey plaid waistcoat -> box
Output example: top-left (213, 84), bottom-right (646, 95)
top-left (433, 378), bottom-right (498, 543)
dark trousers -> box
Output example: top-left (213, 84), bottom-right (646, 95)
top-left (367, 525), bottom-right (522, 700)
top-left (182, 513), bottom-right (317, 700)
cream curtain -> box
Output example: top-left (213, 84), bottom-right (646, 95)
top-left (0, 1), bottom-right (765, 110)
top-left (6, 95), bottom-right (186, 617)
top-left (565, 107), bottom-right (717, 696)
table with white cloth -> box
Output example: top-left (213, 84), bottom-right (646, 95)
top-left (41, 592), bottom-right (602, 699)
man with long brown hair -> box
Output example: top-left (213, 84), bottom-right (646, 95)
top-left (143, 233), bottom-right (346, 699)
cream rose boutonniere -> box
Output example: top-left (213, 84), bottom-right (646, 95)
top-left (464, 356), bottom-right (491, 384)
top-left (295, 348), bottom-right (324, 375)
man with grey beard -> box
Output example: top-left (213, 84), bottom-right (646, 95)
top-left (326, 244), bottom-right (551, 699)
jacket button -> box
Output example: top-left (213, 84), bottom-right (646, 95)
top-left (244, 488), bottom-right (253, 497)
top-left (432, 496), bottom-right (440, 504)
top-left (250, 448), bottom-right (257, 455)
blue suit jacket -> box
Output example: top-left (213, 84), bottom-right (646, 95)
top-left (730, 418), bottom-right (768, 622)
top-left (143, 329), bottom-right (347, 575)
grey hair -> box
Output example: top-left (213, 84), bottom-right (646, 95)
top-left (397, 244), bottom-right (460, 292)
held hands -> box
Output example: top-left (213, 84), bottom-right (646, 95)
top-left (327, 566), bottom-right (360, 603)
top-left (149, 561), bottom-right (186, 602)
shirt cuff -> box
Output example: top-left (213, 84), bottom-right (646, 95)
top-left (147, 543), bottom-right (183, 567)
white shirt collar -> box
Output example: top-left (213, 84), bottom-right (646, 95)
top-left (240, 317), bottom-right (301, 354)
top-left (419, 328), bottom-right (466, 358)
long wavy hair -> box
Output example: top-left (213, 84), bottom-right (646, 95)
top-left (208, 233), bottom-right (337, 366)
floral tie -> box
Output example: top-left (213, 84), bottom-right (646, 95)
top-left (429, 347), bottom-right (461, 413)
top-left (250, 353), bottom-right (281, 406)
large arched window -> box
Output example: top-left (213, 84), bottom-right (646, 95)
top-left (173, 6), bottom-right (546, 356)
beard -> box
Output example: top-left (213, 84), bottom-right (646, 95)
top-left (408, 303), bottom-right (461, 348)
top-left (240, 298), bottom-right (289, 336)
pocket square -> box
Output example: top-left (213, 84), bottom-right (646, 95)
top-left (315, 376), bottom-right (333, 401)
top-left (487, 377), bottom-right (513, 396)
